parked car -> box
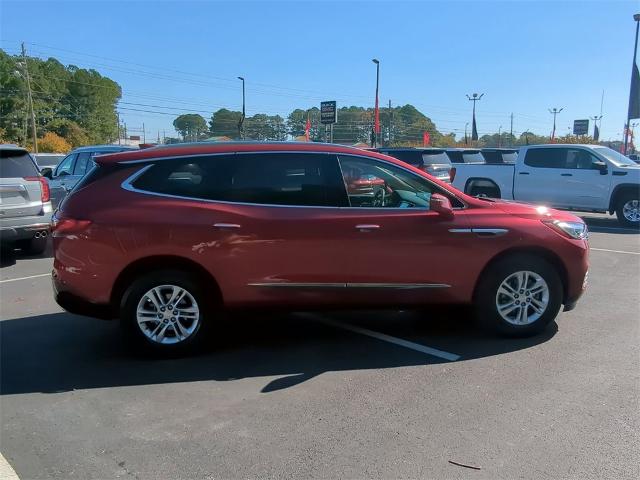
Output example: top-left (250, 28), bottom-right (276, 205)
top-left (375, 147), bottom-right (453, 183)
top-left (0, 145), bottom-right (52, 254)
top-left (32, 153), bottom-right (66, 169)
top-left (52, 142), bottom-right (589, 355)
top-left (481, 148), bottom-right (518, 164)
top-left (41, 145), bottom-right (136, 208)
top-left (451, 144), bottom-right (640, 227)
top-left (445, 148), bottom-right (486, 164)
top-left (628, 153), bottom-right (639, 164)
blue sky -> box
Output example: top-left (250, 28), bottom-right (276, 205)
top-left (1, 0), bottom-right (638, 141)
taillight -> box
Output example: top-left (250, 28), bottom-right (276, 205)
top-left (24, 176), bottom-right (50, 203)
top-left (449, 167), bottom-right (457, 183)
top-left (51, 213), bottom-right (92, 235)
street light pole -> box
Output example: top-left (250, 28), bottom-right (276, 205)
top-left (466, 93), bottom-right (484, 142)
top-left (464, 122), bottom-right (469, 145)
top-left (372, 58), bottom-right (380, 147)
top-left (548, 107), bottom-right (563, 142)
top-left (624, 13), bottom-right (640, 155)
top-left (498, 125), bottom-right (502, 147)
top-left (237, 76), bottom-right (245, 140)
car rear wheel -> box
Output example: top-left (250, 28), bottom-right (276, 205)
top-left (475, 254), bottom-right (562, 337)
top-left (120, 270), bottom-right (213, 356)
top-left (17, 235), bottom-right (47, 255)
top-left (615, 193), bottom-right (640, 228)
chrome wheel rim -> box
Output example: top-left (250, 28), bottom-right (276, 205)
top-left (622, 199), bottom-right (640, 222)
top-left (136, 285), bottom-right (200, 345)
top-left (496, 271), bottom-right (549, 326)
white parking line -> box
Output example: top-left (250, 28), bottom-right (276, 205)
top-left (587, 226), bottom-right (638, 233)
top-left (306, 314), bottom-right (460, 362)
top-left (0, 452), bottom-right (19, 480)
top-left (0, 273), bottom-right (51, 284)
top-left (590, 247), bottom-right (640, 256)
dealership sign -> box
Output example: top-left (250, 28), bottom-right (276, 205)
top-left (573, 119), bottom-right (589, 135)
top-left (321, 101), bottom-right (337, 124)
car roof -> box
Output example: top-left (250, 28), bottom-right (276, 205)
top-left (525, 144), bottom-right (598, 149)
top-left (72, 144), bottom-right (138, 153)
top-left (0, 144), bottom-right (29, 154)
top-left (481, 148), bottom-right (518, 152)
top-left (95, 141), bottom-right (397, 165)
top-left (446, 148), bottom-right (481, 153)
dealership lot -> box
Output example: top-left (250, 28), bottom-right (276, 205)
top-left (1, 214), bottom-right (638, 479)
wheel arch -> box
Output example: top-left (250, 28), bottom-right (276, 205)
top-left (608, 183), bottom-right (640, 214)
top-left (464, 177), bottom-right (502, 198)
top-left (472, 247), bottom-right (570, 304)
top-left (110, 255), bottom-right (223, 309)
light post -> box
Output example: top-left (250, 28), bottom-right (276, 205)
top-left (372, 58), bottom-right (380, 147)
top-left (464, 122), bottom-right (469, 145)
top-left (624, 13), bottom-right (640, 155)
top-left (548, 107), bottom-right (563, 142)
top-left (498, 125), bottom-right (502, 147)
top-left (466, 93), bottom-right (484, 142)
top-left (237, 76), bottom-right (245, 140)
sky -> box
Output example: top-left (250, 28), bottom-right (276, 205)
top-left (1, 0), bottom-right (638, 142)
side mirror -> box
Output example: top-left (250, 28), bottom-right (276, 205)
top-left (593, 160), bottom-right (608, 175)
top-left (40, 167), bottom-right (53, 179)
top-left (430, 193), bottom-right (454, 219)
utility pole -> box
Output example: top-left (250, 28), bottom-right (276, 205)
top-left (509, 113), bottom-right (513, 146)
top-left (21, 43), bottom-right (37, 153)
top-left (372, 59), bottom-right (380, 147)
top-left (388, 99), bottom-right (392, 146)
top-left (117, 112), bottom-right (121, 145)
top-left (498, 125), bottom-right (502, 147)
top-left (163, 130), bottom-right (166, 144)
top-left (590, 115), bottom-right (603, 141)
top-left (548, 107), bottom-right (563, 142)
top-left (237, 76), bottom-right (245, 140)
top-left (466, 93), bottom-right (484, 142)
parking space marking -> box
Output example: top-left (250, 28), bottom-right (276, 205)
top-left (0, 452), bottom-right (19, 480)
top-left (306, 315), bottom-right (460, 362)
top-left (0, 273), bottom-right (51, 284)
top-left (590, 247), bottom-right (640, 256)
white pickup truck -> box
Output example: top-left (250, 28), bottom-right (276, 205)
top-left (451, 144), bottom-right (640, 227)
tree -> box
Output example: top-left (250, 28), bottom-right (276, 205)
top-left (173, 114), bottom-right (207, 141)
top-left (46, 118), bottom-right (89, 147)
top-left (209, 109), bottom-right (243, 138)
top-left (38, 132), bottom-right (71, 153)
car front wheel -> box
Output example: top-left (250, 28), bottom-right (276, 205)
top-left (475, 254), bottom-right (563, 337)
top-left (120, 270), bottom-right (212, 356)
top-left (615, 193), bottom-right (640, 228)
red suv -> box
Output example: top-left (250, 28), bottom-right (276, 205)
top-left (52, 142), bottom-right (589, 355)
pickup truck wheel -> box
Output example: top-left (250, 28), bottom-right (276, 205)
top-left (120, 270), bottom-right (214, 357)
top-left (615, 193), bottom-right (640, 227)
top-left (475, 254), bottom-right (562, 337)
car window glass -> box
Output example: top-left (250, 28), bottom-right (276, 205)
top-left (73, 152), bottom-right (92, 175)
top-left (132, 153), bottom-right (346, 207)
top-left (379, 150), bottom-right (422, 166)
top-left (462, 151), bottom-right (485, 163)
top-left (338, 155), bottom-right (437, 209)
top-left (55, 153), bottom-right (76, 176)
top-left (0, 150), bottom-right (38, 178)
top-left (567, 149), bottom-right (600, 170)
top-left (524, 148), bottom-right (566, 168)
top-left (422, 151), bottom-right (450, 165)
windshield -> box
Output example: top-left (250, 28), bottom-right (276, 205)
top-left (593, 147), bottom-right (638, 166)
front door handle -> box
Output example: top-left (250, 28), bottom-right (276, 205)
top-left (561, 173), bottom-right (573, 177)
top-left (356, 224), bottom-right (380, 232)
top-left (213, 223), bottom-right (241, 229)
top-left (519, 172), bottom-right (530, 175)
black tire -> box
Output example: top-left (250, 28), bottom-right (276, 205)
top-left (120, 269), bottom-right (215, 357)
top-left (615, 192), bottom-right (640, 228)
top-left (17, 235), bottom-right (47, 255)
top-left (474, 254), bottom-right (563, 337)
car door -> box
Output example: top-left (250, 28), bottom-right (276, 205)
top-left (49, 153), bottom-right (77, 208)
top-left (556, 148), bottom-right (610, 209)
top-left (336, 154), bottom-right (471, 306)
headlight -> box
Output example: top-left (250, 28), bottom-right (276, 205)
top-left (542, 219), bottom-right (588, 240)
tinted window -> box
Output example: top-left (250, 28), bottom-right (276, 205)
top-left (0, 150), bottom-right (38, 178)
top-left (378, 150), bottom-right (422, 166)
top-left (132, 153), bottom-right (346, 207)
top-left (55, 154), bottom-right (76, 176)
top-left (462, 151), bottom-right (485, 163)
top-left (422, 151), bottom-right (451, 165)
top-left (525, 148), bottom-right (599, 169)
top-left (481, 151), bottom-right (500, 164)
top-left (73, 152), bottom-right (92, 175)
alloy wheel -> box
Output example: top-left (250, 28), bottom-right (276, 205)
top-left (622, 199), bottom-right (640, 223)
top-left (495, 271), bottom-right (549, 326)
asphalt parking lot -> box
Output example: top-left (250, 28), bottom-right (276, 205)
top-left (1, 213), bottom-right (638, 479)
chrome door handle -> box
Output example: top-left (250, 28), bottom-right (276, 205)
top-left (213, 223), bottom-right (241, 229)
top-left (519, 172), bottom-right (530, 175)
top-left (561, 173), bottom-right (572, 177)
top-left (356, 224), bottom-right (380, 232)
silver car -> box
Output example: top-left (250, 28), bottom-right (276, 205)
top-left (0, 145), bottom-right (53, 254)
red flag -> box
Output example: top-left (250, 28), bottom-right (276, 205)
top-left (374, 97), bottom-right (380, 134)
top-left (305, 114), bottom-right (311, 142)
top-left (423, 131), bottom-right (430, 146)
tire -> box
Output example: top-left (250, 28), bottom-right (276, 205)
top-left (474, 254), bottom-right (563, 337)
top-left (18, 235), bottom-right (47, 255)
top-left (120, 269), bottom-right (215, 357)
top-left (615, 192), bottom-right (640, 228)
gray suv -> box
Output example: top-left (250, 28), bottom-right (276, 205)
top-left (0, 145), bottom-right (53, 254)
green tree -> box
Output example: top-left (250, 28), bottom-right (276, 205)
top-left (209, 109), bottom-right (243, 138)
top-left (46, 118), bottom-right (89, 147)
top-left (173, 113), bottom-right (207, 141)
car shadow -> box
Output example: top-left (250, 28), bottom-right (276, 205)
top-left (580, 215), bottom-right (639, 234)
top-left (0, 308), bottom-right (557, 396)
top-left (0, 240), bottom-right (53, 268)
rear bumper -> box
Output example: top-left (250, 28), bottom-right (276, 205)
top-left (0, 211), bottom-right (52, 242)
top-left (52, 272), bottom-right (114, 320)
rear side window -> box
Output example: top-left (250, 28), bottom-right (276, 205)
top-left (462, 151), bottom-right (485, 163)
top-left (379, 150), bottom-right (422, 166)
top-left (132, 153), bottom-right (346, 207)
top-left (0, 150), bottom-right (38, 178)
top-left (422, 151), bottom-right (450, 165)
top-left (502, 152), bottom-right (518, 163)
top-left (481, 151), bottom-right (500, 164)
top-left (525, 148), bottom-right (567, 168)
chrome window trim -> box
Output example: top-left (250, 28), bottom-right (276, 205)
top-left (120, 150), bottom-right (467, 211)
top-left (249, 282), bottom-right (450, 289)
top-left (449, 228), bottom-right (509, 236)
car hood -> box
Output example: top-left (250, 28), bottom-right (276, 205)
top-left (488, 198), bottom-right (583, 223)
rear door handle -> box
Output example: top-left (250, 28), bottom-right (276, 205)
top-left (561, 173), bottom-right (573, 177)
top-left (213, 223), bottom-right (241, 229)
top-left (519, 172), bottom-right (530, 175)
top-left (356, 224), bottom-right (380, 232)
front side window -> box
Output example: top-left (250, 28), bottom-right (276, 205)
top-left (73, 152), bottom-right (92, 175)
top-left (131, 152), bottom-right (346, 207)
top-left (339, 155), bottom-right (438, 209)
top-left (55, 153), bottom-right (76, 176)
top-left (565, 149), bottom-right (601, 170)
